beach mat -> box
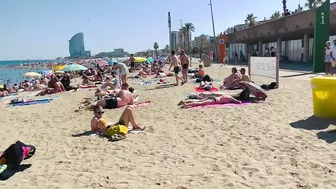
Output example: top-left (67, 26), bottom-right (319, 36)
top-left (194, 86), bottom-right (219, 92)
top-left (187, 102), bottom-right (251, 109)
top-left (9, 98), bottom-right (53, 107)
top-left (133, 101), bottom-right (151, 108)
top-left (136, 81), bottom-right (153, 85)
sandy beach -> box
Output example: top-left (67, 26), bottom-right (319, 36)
top-left (1, 63), bottom-right (336, 189)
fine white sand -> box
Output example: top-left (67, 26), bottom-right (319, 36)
top-left (1, 63), bottom-right (336, 189)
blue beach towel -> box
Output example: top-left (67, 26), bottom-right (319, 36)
top-left (9, 99), bottom-right (53, 107)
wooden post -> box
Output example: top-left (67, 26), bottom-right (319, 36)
top-left (276, 53), bottom-right (280, 88)
top-left (248, 53), bottom-right (251, 79)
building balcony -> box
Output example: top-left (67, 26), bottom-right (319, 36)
top-left (227, 4), bottom-right (336, 44)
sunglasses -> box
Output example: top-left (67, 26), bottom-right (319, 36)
top-left (95, 111), bottom-right (104, 115)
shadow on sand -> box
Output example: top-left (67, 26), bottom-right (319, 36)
top-left (144, 83), bottom-right (178, 91)
top-left (290, 116), bottom-right (336, 143)
top-left (72, 131), bottom-right (99, 137)
top-left (0, 164), bottom-right (32, 181)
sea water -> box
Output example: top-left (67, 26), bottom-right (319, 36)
top-left (0, 60), bottom-right (51, 86)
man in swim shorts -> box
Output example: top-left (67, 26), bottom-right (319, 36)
top-left (130, 54), bottom-right (136, 73)
top-left (87, 83), bottom-right (134, 110)
top-left (169, 50), bottom-right (184, 86)
top-left (180, 49), bottom-right (190, 84)
top-left (113, 62), bottom-right (129, 84)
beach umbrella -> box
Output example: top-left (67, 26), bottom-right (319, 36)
top-left (239, 81), bottom-right (267, 99)
top-left (40, 69), bottom-right (53, 75)
top-left (135, 57), bottom-right (147, 63)
top-left (24, 72), bottom-right (41, 77)
top-left (147, 57), bottom-right (154, 63)
top-left (97, 60), bottom-right (109, 66)
top-left (54, 70), bottom-right (65, 74)
top-left (62, 64), bottom-right (88, 72)
top-left (54, 65), bottom-right (66, 71)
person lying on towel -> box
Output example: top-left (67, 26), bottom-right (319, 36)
top-left (178, 94), bottom-right (242, 108)
top-left (82, 83), bottom-right (134, 110)
top-left (91, 105), bottom-right (145, 141)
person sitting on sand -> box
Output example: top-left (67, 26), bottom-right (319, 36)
top-left (101, 74), bottom-right (120, 90)
top-left (36, 75), bottom-right (65, 96)
top-left (82, 74), bottom-right (90, 85)
top-left (83, 83), bottom-right (134, 110)
top-left (221, 68), bottom-right (251, 89)
top-left (61, 73), bottom-right (78, 91)
top-left (194, 64), bottom-right (205, 79)
top-left (220, 67), bottom-right (242, 89)
top-left (138, 65), bottom-right (152, 77)
top-left (198, 81), bottom-right (213, 91)
top-left (178, 94), bottom-right (242, 108)
top-left (0, 88), bottom-right (9, 97)
top-left (91, 105), bottom-right (145, 133)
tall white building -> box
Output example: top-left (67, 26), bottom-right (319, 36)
top-left (170, 31), bottom-right (179, 51)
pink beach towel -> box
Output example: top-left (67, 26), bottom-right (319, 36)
top-left (80, 85), bottom-right (97, 89)
top-left (134, 101), bottom-right (151, 107)
top-left (194, 86), bottom-right (219, 92)
top-left (187, 102), bottom-right (250, 109)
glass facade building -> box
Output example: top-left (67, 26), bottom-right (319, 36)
top-left (228, 35), bottom-right (336, 62)
top-left (69, 33), bottom-right (85, 57)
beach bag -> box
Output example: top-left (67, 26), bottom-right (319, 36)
top-left (105, 125), bottom-right (128, 137)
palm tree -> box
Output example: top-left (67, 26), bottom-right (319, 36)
top-left (282, 0), bottom-right (287, 15)
top-left (165, 45), bottom-right (169, 53)
top-left (153, 42), bottom-right (159, 57)
top-left (181, 26), bottom-right (188, 50)
top-left (246, 14), bottom-right (257, 27)
top-left (184, 22), bottom-right (195, 53)
top-left (305, 0), bottom-right (324, 9)
top-left (271, 11), bottom-right (282, 20)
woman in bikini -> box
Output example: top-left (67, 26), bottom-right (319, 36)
top-left (178, 94), bottom-right (242, 108)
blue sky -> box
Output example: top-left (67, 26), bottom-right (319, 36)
top-left (0, 0), bottom-right (302, 60)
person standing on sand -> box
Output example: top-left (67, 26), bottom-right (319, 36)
top-left (169, 50), bottom-right (184, 86)
top-left (129, 54), bottom-right (136, 73)
top-left (180, 49), bottom-right (190, 84)
top-left (113, 62), bottom-right (129, 84)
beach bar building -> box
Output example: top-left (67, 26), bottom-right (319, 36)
top-left (226, 3), bottom-right (336, 63)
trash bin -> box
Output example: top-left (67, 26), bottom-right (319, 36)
top-left (311, 76), bottom-right (336, 118)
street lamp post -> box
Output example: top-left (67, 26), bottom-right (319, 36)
top-left (168, 12), bottom-right (172, 53)
top-left (209, 0), bottom-right (218, 63)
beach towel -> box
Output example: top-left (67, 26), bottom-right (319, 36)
top-left (194, 86), bottom-right (219, 92)
top-left (9, 98), bottom-right (53, 107)
top-left (187, 102), bottom-right (251, 109)
top-left (136, 81), bottom-right (153, 85)
top-left (79, 85), bottom-right (97, 89)
top-left (133, 101), bottom-right (151, 108)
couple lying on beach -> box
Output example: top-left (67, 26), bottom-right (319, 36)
top-left (90, 105), bottom-right (145, 141)
top-left (179, 81), bottom-right (267, 108)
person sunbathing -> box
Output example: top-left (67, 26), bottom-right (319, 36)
top-left (91, 105), bottom-right (145, 133)
top-left (83, 83), bottom-right (134, 110)
top-left (194, 64), bottom-right (205, 79)
top-left (138, 65), bottom-right (152, 77)
top-left (36, 76), bottom-right (65, 96)
top-left (0, 89), bottom-right (9, 97)
top-left (178, 94), bottom-right (242, 108)
top-left (220, 67), bottom-right (241, 89)
top-left (82, 75), bottom-right (90, 85)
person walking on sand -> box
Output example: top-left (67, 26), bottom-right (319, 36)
top-left (180, 49), bottom-right (190, 84)
top-left (325, 41), bottom-right (333, 75)
top-left (129, 54), bottom-right (136, 73)
top-left (169, 50), bottom-right (184, 86)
